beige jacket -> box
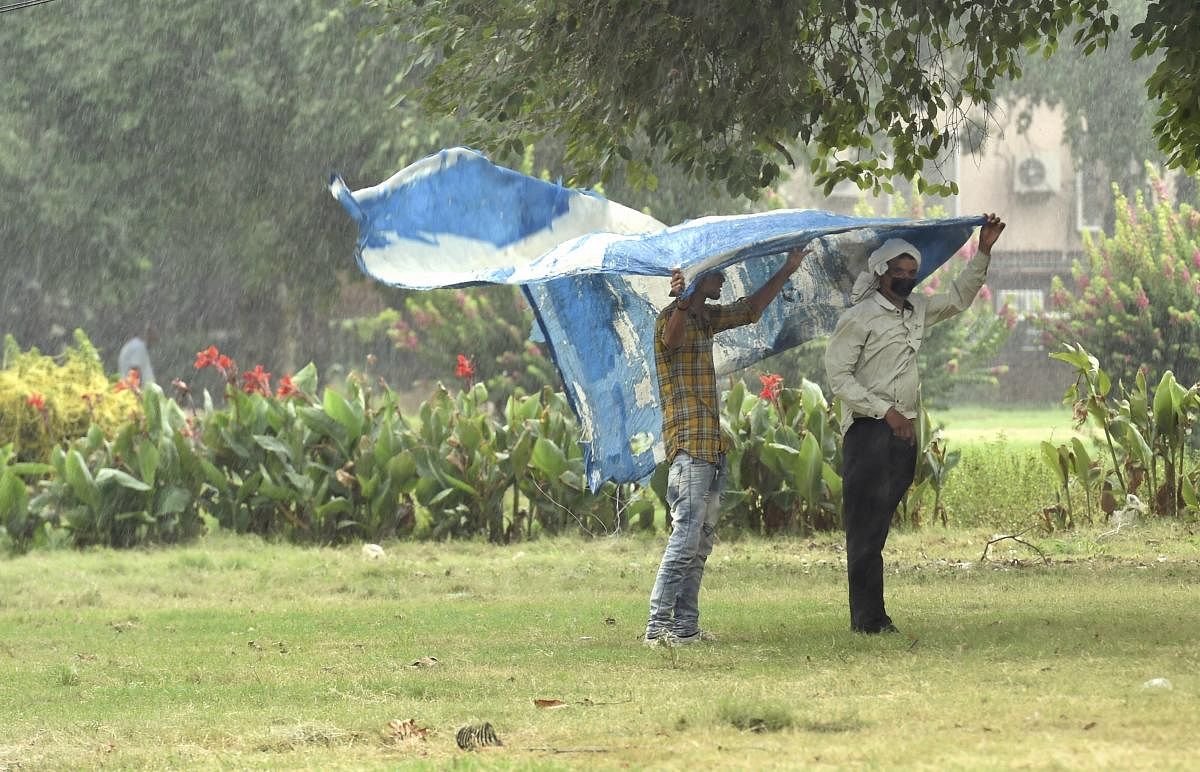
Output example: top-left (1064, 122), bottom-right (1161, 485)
top-left (824, 250), bottom-right (992, 434)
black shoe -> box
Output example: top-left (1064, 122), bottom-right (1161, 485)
top-left (852, 622), bottom-right (900, 635)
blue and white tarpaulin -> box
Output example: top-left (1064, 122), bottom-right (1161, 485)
top-left (331, 147), bottom-right (983, 489)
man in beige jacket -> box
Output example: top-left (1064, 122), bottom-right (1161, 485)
top-left (824, 214), bottom-right (1005, 633)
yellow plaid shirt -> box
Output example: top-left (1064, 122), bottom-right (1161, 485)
top-left (655, 298), bottom-right (760, 463)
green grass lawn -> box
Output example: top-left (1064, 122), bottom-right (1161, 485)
top-left (935, 404), bottom-right (1091, 451)
top-left (3, 527), bottom-right (1199, 769)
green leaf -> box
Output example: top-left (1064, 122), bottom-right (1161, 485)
top-left (292, 362), bottom-right (319, 396)
top-left (1040, 441), bottom-right (1068, 486)
top-left (1122, 423), bottom-right (1153, 471)
top-left (253, 434), bottom-right (293, 460)
top-left (137, 442), bottom-right (160, 487)
top-left (64, 450), bottom-right (100, 509)
top-left (9, 462), bottom-right (53, 478)
top-left (156, 486), bottom-right (192, 516)
top-left (316, 497), bottom-right (352, 520)
top-left (531, 437), bottom-right (568, 480)
top-left (297, 406), bottom-right (345, 444)
top-left (1070, 438), bottom-right (1092, 479)
top-left (323, 389), bottom-right (365, 440)
top-left (0, 470), bottom-right (30, 530)
top-left (1152, 371), bottom-right (1179, 438)
top-left (96, 468), bottom-right (153, 492)
top-left (441, 472), bottom-right (478, 496)
top-left (1182, 475), bottom-right (1198, 511)
top-left (794, 432), bottom-right (825, 506)
top-left (386, 453), bottom-right (417, 483)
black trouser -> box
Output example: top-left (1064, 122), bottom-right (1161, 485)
top-left (841, 417), bottom-right (917, 632)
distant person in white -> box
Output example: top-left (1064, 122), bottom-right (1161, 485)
top-left (117, 328), bottom-right (157, 386)
top-left (824, 214), bottom-right (1005, 635)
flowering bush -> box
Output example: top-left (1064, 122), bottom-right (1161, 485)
top-left (1041, 168), bottom-right (1200, 388)
top-left (0, 330), bottom-right (140, 462)
top-left (338, 286), bottom-right (558, 403)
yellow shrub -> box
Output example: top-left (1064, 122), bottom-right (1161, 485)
top-left (0, 331), bottom-right (141, 462)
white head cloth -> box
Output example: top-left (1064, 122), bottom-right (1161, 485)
top-left (849, 238), bottom-right (922, 303)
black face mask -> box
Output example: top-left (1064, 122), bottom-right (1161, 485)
top-left (889, 278), bottom-right (917, 297)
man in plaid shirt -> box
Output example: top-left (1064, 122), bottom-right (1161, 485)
top-left (645, 246), bottom-right (809, 646)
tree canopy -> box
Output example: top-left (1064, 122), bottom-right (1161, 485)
top-left (364, 0), bottom-right (1138, 197)
top-left (0, 0), bottom-right (447, 374)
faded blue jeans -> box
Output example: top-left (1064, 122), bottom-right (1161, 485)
top-left (646, 451), bottom-right (726, 639)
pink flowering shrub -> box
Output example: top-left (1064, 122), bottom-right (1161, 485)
top-left (1040, 167), bottom-right (1200, 387)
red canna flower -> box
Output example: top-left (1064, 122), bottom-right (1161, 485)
top-left (194, 345), bottom-right (219, 370)
top-left (275, 374), bottom-right (299, 399)
top-left (114, 368), bottom-right (141, 394)
top-left (26, 392), bottom-right (45, 411)
top-left (758, 373), bottom-right (783, 401)
top-left (455, 354), bottom-right (475, 381)
top-left (216, 354), bottom-right (234, 374)
top-left (241, 364), bottom-right (271, 396)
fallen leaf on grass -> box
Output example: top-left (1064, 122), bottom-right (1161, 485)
top-left (534, 699), bottom-right (568, 709)
top-left (409, 656), bottom-right (439, 668)
top-left (385, 718), bottom-right (429, 742)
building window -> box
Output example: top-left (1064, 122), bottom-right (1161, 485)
top-left (995, 288), bottom-right (1045, 317)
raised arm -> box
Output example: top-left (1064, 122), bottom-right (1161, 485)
top-left (747, 246), bottom-right (809, 317)
top-left (661, 268), bottom-right (691, 350)
top-left (927, 213), bottom-right (1005, 325)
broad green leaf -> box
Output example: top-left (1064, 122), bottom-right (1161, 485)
top-left (96, 468), bottom-right (153, 492)
top-left (297, 406), bottom-right (345, 444)
top-left (137, 442), bottom-right (160, 487)
top-left (457, 416), bottom-right (484, 455)
top-left (253, 434), bottom-right (293, 460)
top-left (1182, 475), bottom-right (1198, 511)
top-left (441, 472), bottom-right (478, 496)
top-left (1070, 438), bottom-right (1092, 478)
top-left (794, 432), bottom-right (825, 507)
top-left (316, 497), bottom-right (352, 520)
top-left (386, 453), bottom-right (417, 483)
top-left (283, 469), bottom-right (314, 497)
top-left (1152, 371), bottom-right (1179, 438)
top-left (156, 486), bottom-right (192, 516)
top-left (64, 450), bottom-right (100, 509)
top-left (292, 362), bottom-right (319, 396)
top-left (1123, 423), bottom-right (1153, 471)
top-left (1040, 441), bottom-right (1068, 486)
top-left (531, 437), bottom-right (568, 480)
top-left (143, 386), bottom-right (163, 437)
top-left (323, 389), bottom-right (365, 440)
top-left (9, 462), bottom-right (53, 478)
top-left (0, 470), bottom-right (29, 529)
